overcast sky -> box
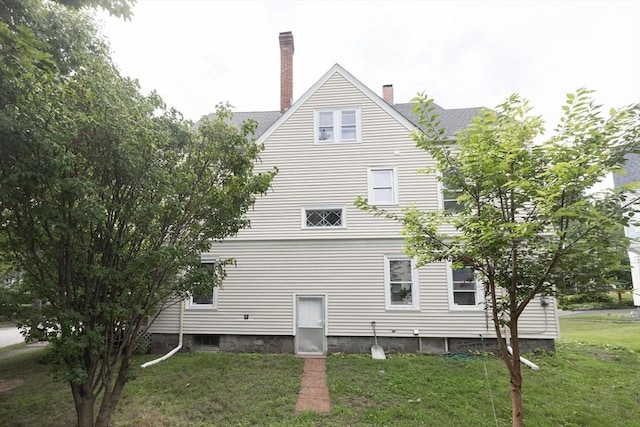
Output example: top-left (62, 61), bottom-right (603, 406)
top-left (95, 0), bottom-right (640, 131)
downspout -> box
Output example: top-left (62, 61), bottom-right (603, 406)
top-left (141, 300), bottom-right (185, 368)
top-left (507, 345), bottom-right (539, 371)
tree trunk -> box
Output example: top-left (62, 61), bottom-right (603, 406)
top-left (510, 371), bottom-right (524, 427)
top-left (509, 317), bottom-right (524, 427)
top-left (70, 383), bottom-right (95, 427)
top-left (95, 356), bottom-right (132, 427)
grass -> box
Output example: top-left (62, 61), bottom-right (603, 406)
top-left (0, 314), bottom-right (639, 426)
top-left (559, 312), bottom-right (640, 351)
top-left (0, 342), bottom-right (26, 354)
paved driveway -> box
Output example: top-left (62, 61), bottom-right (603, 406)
top-left (0, 327), bottom-right (25, 348)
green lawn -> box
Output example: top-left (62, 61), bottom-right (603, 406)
top-left (559, 312), bottom-right (640, 351)
top-left (0, 316), bottom-right (639, 426)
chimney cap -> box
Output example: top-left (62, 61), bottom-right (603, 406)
top-left (279, 31), bottom-right (294, 51)
top-left (382, 84), bottom-right (394, 104)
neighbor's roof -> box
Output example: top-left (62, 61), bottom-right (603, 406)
top-left (613, 153), bottom-right (640, 187)
top-left (392, 103), bottom-right (482, 138)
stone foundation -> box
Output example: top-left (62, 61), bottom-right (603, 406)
top-left (327, 335), bottom-right (420, 354)
top-left (150, 333), bottom-right (555, 355)
top-left (149, 333), bottom-right (294, 354)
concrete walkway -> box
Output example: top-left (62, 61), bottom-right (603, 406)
top-left (295, 357), bottom-right (331, 414)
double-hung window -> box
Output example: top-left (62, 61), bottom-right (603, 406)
top-left (315, 108), bottom-right (361, 143)
top-left (302, 206), bottom-right (346, 228)
top-left (368, 167), bottom-right (397, 205)
top-left (449, 265), bottom-right (481, 308)
top-left (384, 255), bottom-right (419, 310)
top-left (440, 172), bottom-right (465, 212)
top-left (187, 261), bottom-right (219, 309)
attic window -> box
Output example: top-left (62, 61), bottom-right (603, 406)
top-left (314, 108), bottom-right (361, 143)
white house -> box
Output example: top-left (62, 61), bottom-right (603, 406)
top-left (148, 32), bottom-right (559, 356)
top-left (613, 154), bottom-right (640, 313)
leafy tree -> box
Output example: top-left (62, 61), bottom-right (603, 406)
top-left (357, 89), bottom-right (640, 427)
top-left (0, 2), bottom-right (276, 426)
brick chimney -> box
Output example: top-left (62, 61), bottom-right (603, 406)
top-left (279, 31), bottom-right (294, 113)
top-left (382, 84), bottom-right (394, 104)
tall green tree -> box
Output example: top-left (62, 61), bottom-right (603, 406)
top-left (358, 90), bottom-right (640, 427)
top-left (0, 2), bottom-right (276, 426)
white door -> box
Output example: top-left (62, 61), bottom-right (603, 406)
top-left (296, 295), bottom-right (325, 355)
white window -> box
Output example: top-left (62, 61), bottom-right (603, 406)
top-left (384, 255), bottom-right (420, 310)
top-left (368, 167), bottom-right (397, 205)
top-left (314, 108), bottom-right (361, 143)
top-left (187, 261), bottom-right (219, 309)
top-left (448, 264), bottom-right (482, 309)
top-left (302, 207), bottom-right (346, 228)
top-left (439, 172), bottom-right (464, 212)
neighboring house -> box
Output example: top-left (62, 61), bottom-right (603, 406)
top-left (613, 154), bottom-right (640, 312)
top-left (149, 32), bottom-right (559, 355)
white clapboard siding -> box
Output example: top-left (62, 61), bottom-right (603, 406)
top-left (149, 238), bottom-right (558, 340)
top-left (234, 71), bottom-right (438, 241)
top-left (149, 67), bottom-right (559, 341)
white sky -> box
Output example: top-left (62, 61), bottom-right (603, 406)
top-left (95, 0), bottom-right (640, 130)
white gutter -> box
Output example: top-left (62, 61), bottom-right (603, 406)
top-left (507, 345), bottom-right (540, 371)
top-left (141, 300), bottom-right (185, 368)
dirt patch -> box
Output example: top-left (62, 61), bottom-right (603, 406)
top-left (339, 395), bottom-right (373, 408)
top-left (0, 378), bottom-right (24, 392)
top-left (591, 352), bottom-right (619, 361)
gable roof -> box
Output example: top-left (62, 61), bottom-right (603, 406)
top-left (204, 63), bottom-right (483, 140)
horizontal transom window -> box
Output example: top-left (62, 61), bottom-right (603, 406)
top-left (302, 207), bottom-right (346, 229)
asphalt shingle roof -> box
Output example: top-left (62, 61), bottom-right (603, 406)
top-left (214, 103), bottom-right (483, 140)
top-left (613, 153), bottom-right (640, 187)
top-left (392, 103), bottom-right (483, 138)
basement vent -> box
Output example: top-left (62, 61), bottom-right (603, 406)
top-left (194, 334), bottom-right (220, 347)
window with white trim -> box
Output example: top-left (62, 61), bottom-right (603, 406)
top-left (384, 255), bottom-right (419, 310)
top-left (314, 108), bottom-right (361, 143)
top-left (187, 262), bottom-right (219, 309)
top-left (368, 167), bottom-right (397, 205)
top-left (302, 207), bottom-right (345, 228)
top-left (449, 265), bottom-right (482, 308)
top-left (440, 172), bottom-right (464, 212)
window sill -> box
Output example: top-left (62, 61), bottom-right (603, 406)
top-left (449, 305), bottom-right (483, 311)
top-left (301, 226), bottom-right (347, 231)
top-left (385, 306), bottom-right (421, 312)
top-left (370, 202), bottom-right (399, 207)
top-left (314, 140), bottom-right (361, 144)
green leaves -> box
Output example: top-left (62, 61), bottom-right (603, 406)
top-left (359, 90), bottom-right (639, 424)
top-left (0, 2), bottom-right (276, 425)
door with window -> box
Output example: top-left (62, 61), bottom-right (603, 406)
top-left (295, 295), bottom-right (326, 355)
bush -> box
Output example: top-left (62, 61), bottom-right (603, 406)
top-left (558, 292), bottom-right (634, 310)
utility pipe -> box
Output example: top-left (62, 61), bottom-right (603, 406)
top-left (141, 300), bottom-right (184, 368)
top-left (507, 345), bottom-right (540, 371)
